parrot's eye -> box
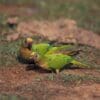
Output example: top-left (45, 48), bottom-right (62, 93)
top-left (34, 54), bottom-right (37, 58)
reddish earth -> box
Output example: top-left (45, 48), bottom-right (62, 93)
top-left (0, 65), bottom-right (100, 100)
top-left (17, 19), bottom-right (100, 49)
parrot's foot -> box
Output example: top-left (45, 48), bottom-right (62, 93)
top-left (55, 69), bottom-right (60, 74)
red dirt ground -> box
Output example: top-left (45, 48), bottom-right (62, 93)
top-left (17, 19), bottom-right (100, 49)
top-left (0, 65), bottom-right (100, 100)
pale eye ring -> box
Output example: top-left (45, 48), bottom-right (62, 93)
top-left (34, 53), bottom-right (38, 58)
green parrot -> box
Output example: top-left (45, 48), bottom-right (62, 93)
top-left (31, 43), bottom-right (52, 57)
top-left (31, 43), bottom-right (76, 57)
top-left (45, 54), bottom-right (88, 73)
top-left (30, 52), bottom-right (88, 74)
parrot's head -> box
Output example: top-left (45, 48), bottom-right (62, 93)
top-left (24, 37), bottom-right (33, 49)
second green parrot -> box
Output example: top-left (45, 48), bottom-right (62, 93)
top-left (31, 52), bottom-right (88, 74)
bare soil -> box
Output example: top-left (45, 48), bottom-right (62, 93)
top-left (0, 65), bottom-right (100, 100)
top-left (0, 66), bottom-right (100, 100)
top-left (17, 19), bottom-right (100, 49)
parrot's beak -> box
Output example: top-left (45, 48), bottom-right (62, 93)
top-left (30, 52), bottom-right (39, 62)
top-left (30, 52), bottom-right (35, 56)
top-left (30, 52), bottom-right (35, 59)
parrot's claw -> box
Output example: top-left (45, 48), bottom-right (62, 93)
top-left (55, 69), bottom-right (60, 74)
top-left (29, 52), bottom-right (35, 59)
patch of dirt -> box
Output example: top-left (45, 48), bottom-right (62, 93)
top-left (0, 65), bottom-right (100, 100)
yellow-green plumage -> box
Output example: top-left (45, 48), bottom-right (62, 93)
top-left (30, 43), bottom-right (88, 73)
top-left (19, 39), bottom-right (88, 73)
top-left (46, 45), bottom-right (73, 54)
top-left (32, 53), bottom-right (88, 73)
top-left (44, 54), bottom-right (73, 70)
top-left (31, 43), bottom-right (51, 57)
top-left (31, 43), bottom-right (75, 56)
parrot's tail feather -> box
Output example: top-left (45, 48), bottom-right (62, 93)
top-left (72, 60), bottom-right (88, 68)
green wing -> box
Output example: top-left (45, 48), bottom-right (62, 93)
top-left (46, 45), bottom-right (74, 54)
top-left (45, 54), bottom-right (73, 70)
top-left (31, 43), bottom-right (52, 57)
top-left (45, 54), bottom-right (88, 70)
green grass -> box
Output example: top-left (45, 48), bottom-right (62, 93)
top-left (0, 0), bottom-right (33, 5)
top-left (34, 0), bottom-right (100, 34)
top-left (61, 74), bottom-right (100, 83)
top-left (0, 14), bottom-right (8, 32)
top-left (46, 73), bottom-right (100, 84)
top-left (0, 94), bottom-right (26, 100)
top-left (0, 37), bottom-right (22, 67)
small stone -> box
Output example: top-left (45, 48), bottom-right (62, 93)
top-left (7, 16), bottom-right (19, 28)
